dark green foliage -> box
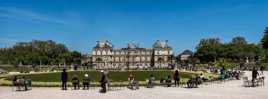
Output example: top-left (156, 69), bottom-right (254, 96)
top-left (261, 27), bottom-right (268, 49)
top-left (0, 40), bottom-right (82, 66)
top-left (194, 37), bottom-right (262, 63)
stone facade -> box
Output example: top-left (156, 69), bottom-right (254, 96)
top-left (90, 40), bottom-right (173, 69)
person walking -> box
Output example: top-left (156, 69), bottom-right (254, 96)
top-left (61, 69), bottom-right (68, 90)
top-left (173, 70), bottom-right (180, 87)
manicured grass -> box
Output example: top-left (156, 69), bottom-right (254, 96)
top-left (0, 70), bottom-right (218, 87)
top-left (5, 70), bottom-right (200, 82)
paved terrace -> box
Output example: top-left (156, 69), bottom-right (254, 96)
top-left (0, 71), bottom-right (267, 99)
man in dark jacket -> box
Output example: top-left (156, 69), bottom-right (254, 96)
top-left (61, 69), bottom-right (68, 90)
top-left (99, 70), bottom-right (107, 93)
top-left (252, 67), bottom-right (259, 87)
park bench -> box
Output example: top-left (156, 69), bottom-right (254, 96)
top-left (242, 77), bottom-right (252, 87)
top-left (242, 76), bottom-right (265, 87)
top-left (13, 79), bottom-right (32, 91)
top-left (146, 78), bottom-right (156, 88)
top-left (127, 80), bottom-right (139, 90)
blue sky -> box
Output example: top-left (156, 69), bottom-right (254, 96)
top-left (0, 0), bottom-right (268, 54)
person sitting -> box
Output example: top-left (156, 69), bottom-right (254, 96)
top-left (22, 76), bottom-right (29, 91)
top-left (147, 74), bottom-right (155, 88)
top-left (24, 77), bottom-right (32, 91)
top-left (160, 77), bottom-right (165, 85)
top-left (128, 73), bottom-right (139, 90)
top-left (83, 73), bottom-right (91, 90)
top-left (72, 75), bottom-right (80, 90)
top-left (196, 74), bottom-right (202, 85)
top-left (233, 70), bottom-right (240, 80)
top-left (165, 75), bottom-right (172, 87)
top-left (219, 67), bottom-right (226, 81)
top-left (187, 75), bottom-right (198, 88)
top-left (17, 76), bottom-right (26, 91)
top-left (199, 73), bottom-right (208, 84)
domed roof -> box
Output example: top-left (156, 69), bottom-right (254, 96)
top-left (128, 42), bottom-right (138, 49)
top-left (180, 50), bottom-right (193, 56)
top-left (95, 40), bottom-right (113, 48)
top-left (153, 40), bottom-right (170, 48)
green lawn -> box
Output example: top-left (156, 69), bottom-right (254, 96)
top-left (5, 70), bottom-right (204, 82)
top-left (0, 70), bottom-right (218, 87)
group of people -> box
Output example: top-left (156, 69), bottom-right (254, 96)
top-left (12, 76), bottom-right (31, 91)
top-left (127, 70), bottom-right (182, 90)
top-left (128, 70), bottom-right (208, 89)
top-left (10, 65), bottom-right (265, 93)
top-left (61, 69), bottom-right (92, 90)
top-left (62, 69), bottom-right (210, 92)
top-left (186, 73), bottom-right (208, 88)
top-left (61, 69), bottom-right (109, 93)
top-left (251, 66), bottom-right (265, 87)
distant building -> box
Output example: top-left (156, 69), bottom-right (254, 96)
top-left (90, 40), bottom-right (173, 69)
top-left (177, 50), bottom-right (193, 61)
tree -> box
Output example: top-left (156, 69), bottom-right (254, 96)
top-left (194, 38), bottom-right (222, 63)
top-left (261, 27), bottom-right (268, 49)
top-left (0, 40), bottom-right (81, 66)
top-left (231, 36), bottom-right (247, 45)
top-left (194, 36), bottom-right (261, 63)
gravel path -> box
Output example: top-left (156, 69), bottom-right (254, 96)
top-left (0, 71), bottom-right (267, 99)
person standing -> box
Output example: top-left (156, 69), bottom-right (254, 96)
top-left (252, 67), bottom-right (259, 87)
top-left (61, 69), bottom-right (68, 90)
top-left (12, 76), bottom-right (18, 91)
top-left (99, 70), bottom-right (107, 93)
top-left (173, 70), bottom-right (180, 87)
top-left (260, 66), bottom-right (265, 75)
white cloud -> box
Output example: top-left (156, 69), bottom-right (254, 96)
top-left (0, 7), bottom-right (67, 25)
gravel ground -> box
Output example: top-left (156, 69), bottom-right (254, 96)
top-left (0, 71), bottom-right (267, 99)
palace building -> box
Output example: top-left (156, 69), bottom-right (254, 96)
top-left (90, 40), bottom-right (174, 69)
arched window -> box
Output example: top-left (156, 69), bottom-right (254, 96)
top-left (102, 50), bottom-right (106, 55)
top-left (97, 51), bottom-right (101, 55)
